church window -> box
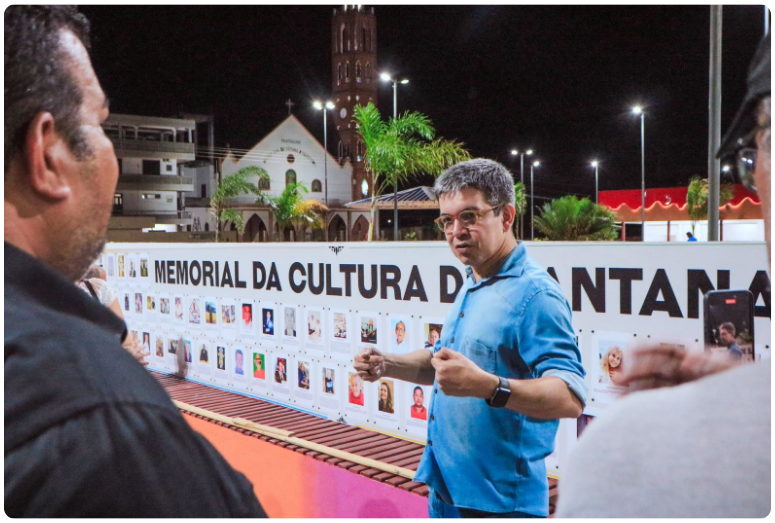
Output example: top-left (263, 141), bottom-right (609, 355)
top-left (361, 179), bottom-right (369, 197)
top-left (285, 170), bottom-right (297, 187)
top-left (355, 61), bottom-right (361, 82)
top-left (365, 62), bottom-right (371, 82)
top-left (311, 179), bottom-right (323, 192)
top-left (345, 62), bottom-right (350, 82)
top-left (362, 27), bottom-right (367, 50)
top-left (287, 154), bottom-right (295, 164)
top-left (338, 141), bottom-right (344, 158)
top-left (340, 25), bottom-right (346, 53)
top-left (337, 64), bottom-right (342, 85)
top-left (258, 177), bottom-right (270, 190)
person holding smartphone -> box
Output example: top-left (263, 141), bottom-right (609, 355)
top-left (557, 33), bottom-right (771, 518)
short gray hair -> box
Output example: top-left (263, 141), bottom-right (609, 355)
top-left (433, 158), bottom-right (515, 212)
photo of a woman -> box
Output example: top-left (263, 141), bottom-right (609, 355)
top-left (378, 380), bottom-right (394, 414)
top-left (599, 346), bottom-right (626, 386)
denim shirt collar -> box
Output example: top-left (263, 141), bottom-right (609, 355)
top-left (464, 241), bottom-right (527, 288)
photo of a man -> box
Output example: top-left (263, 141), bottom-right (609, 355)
top-left (284, 307), bottom-right (297, 337)
top-left (160, 297), bottom-right (170, 315)
top-left (253, 353), bottom-right (265, 380)
top-left (307, 311), bottom-right (322, 343)
top-left (174, 297), bottom-right (183, 321)
top-left (390, 319), bottom-right (410, 354)
top-left (718, 322), bottom-right (743, 360)
top-left (262, 308), bottom-right (274, 335)
top-left (298, 361), bottom-right (310, 389)
top-left (140, 258), bottom-right (148, 277)
top-left (189, 299), bottom-right (201, 325)
top-left (118, 254), bottom-right (125, 277)
top-left (199, 344), bottom-right (209, 363)
top-left (235, 349), bottom-right (244, 375)
top-left (241, 303), bottom-right (253, 332)
top-left (275, 358), bottom-right (287, 384)
top-left (348, 372), bottom-right (364, 406)
top-left (410, 386), bottom-right (428, 420)
top-left (134, 293), bottom-right (142, 314)
top-left (184, 340), bottom-right (192, 363)
top-left (168, 339), bottom-right (178, 355)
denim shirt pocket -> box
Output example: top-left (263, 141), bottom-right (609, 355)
top-left (463, 337), bottom-right (498, 374)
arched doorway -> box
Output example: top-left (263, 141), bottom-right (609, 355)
top-left (243, 214), bottom-right (267, 242)
top-left (283, 226), bottom-right (295, 242)
top-left (328, 215), bottom-right (347, 241)
top-left (352, 215), bottom-right (369, 241)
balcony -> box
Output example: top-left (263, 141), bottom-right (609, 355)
top-left (116, 174), bottom-right (195, 192)
top-left (110, 137), bottom-right (196, 160)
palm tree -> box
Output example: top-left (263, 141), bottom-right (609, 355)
top-left (686, 176), bottom-right (735, 235)
top-left (514, 182), bottom-right (527, 239)
top-left (210, 166), bottom-right (270, 242)
top-left (270, 183), bottom-right (328, 241)
top-left (534, 195), bottom-right (619, 241)
top-left (353, 102), bottom-right (470, 241)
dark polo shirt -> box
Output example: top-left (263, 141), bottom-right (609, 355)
top-left (5, 243), bottom-right (266, 517)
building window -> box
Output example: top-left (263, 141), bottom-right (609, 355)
top-left (345, 62), bottom-right (350, 82)
top-left (113, 193), bottom-right (123, 213)
top-left (285, 170), bottom-right (297, 187)
top-left (361, 179), bottom-right (369, 197)
top-left (340, 25), bottom-right (346, 53)
top-left (311, 179), bottom-right (322, 192)
top-left (165, 163), bottom-right (173, 172)
top-left (142, 159), bottom-right (161, 175)
top-left (141, 193), bottom-right (161, 199)
top-left (201, 184), bottom-right (207, 198)
top-left (337, 64), bottom-right (342, 84)
top-left (365, 62), bottom-right (371, 82)
top-left (338, 141), bottom-right (344, 158)
top-left (258, 176), bottom-right (270, 190)
top-left (205, 222), bottom-right (209, 232)
top-left (355, 61), bottom-right (361, 83)
top-left (362, 27), bottom-right (367, 50)
top-left (117, 158), bottom-right (123, 174)
top-left (287, 154), bottom-right (295, 164)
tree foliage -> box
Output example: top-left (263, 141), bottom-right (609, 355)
top-left (686, 176), bottom-right (735, 234)
top-left (270, 182), bottom-right (327, 241)
top-left (210, 166), bottom-right (270, 242)
top-left (534, 195), bottom-right (619, 241)
top-left (513, 182), bottom-right (527, 239)
top-left (353, 102), bottom-right (470, 241)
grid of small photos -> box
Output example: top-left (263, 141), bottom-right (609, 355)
top-left (110, 253), bottom-right (444, 441)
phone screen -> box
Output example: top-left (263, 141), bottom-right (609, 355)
top-left (704, 290), bottom-right (755, 362)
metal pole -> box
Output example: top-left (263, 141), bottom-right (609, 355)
top-left (530, 164), bottom-right (535, 241)
top-left (640, 112), bottom-right (646, 237)
top-left (708, 5), bottom-right (723, 241)
top-left (393, 81), bottom-right (399, 241)
top-left (323, 109), bottom-right (328, 207)
top-left (595, 164), bottom-right (599, 205)
top-left (520, 154), bottom-right (525, 240)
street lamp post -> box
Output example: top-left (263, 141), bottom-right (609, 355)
top-left (530, 160), bottom-right (540, 240)
top-left (314, 100), bottom-right (335, 241)
top-left (510, 148), bottom-right (533, 240)
top-left (632, 106), bottom-right (646, 236)
top-left (591, 160), bottom-right (600, 204)
top-left (380, 72), bottom-right (409, 241)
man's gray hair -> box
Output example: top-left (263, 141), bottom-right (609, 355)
top-left (433, 159), bottom-right (515, 212)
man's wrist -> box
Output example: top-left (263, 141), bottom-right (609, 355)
top-left (480, 372), bottom-right (501, 399)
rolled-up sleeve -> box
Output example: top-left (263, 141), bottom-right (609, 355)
top-left (517, 288), bottom-right (588, 406)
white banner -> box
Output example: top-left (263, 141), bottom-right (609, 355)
top-left (104, 241), bottom-right (771, 477)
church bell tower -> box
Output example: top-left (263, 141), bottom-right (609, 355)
top-left (331, 5), bottom-right (377, 202)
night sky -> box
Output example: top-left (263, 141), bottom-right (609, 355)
top-left (80, 5), bottom-right (766, 200)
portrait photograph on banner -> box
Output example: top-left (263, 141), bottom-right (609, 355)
top-left (197, 339), bottom-right (212, 376)
top-left (173, 295), bottom-right (185, 324)
top-left (387, 315), bottom-right (413, 355)
top-left (220, 299), bottom-right (237, 329)
top-left (358, 312), bottom-right (380, 348)
top-left (281, 304), bottom-right (300, 349)
top-left (329, 309), bottom-right (352, 358)
top-left (105, 254), bottom-right (115, 279)
top-left (145, 292), bottom-right (157, 319)
top-left (271, 352), bottom-right (291, 401)
top-left (231, 346), bottom-right (248, 390)
top-left (127, 254), bottom-right (138, 279)
top-left (305, 307), bottom-right (325, 350)
top-left (158, 293), bottom-right (171, 319)
top-left (188, 297), bottom-right (202, 328)
top-left (240, 301), bottom-right (256, 338)
top-left (117, 253), bottom-right (125, 279)
top-left (261, 304), bottom-right (276, 338)
top-left (316, 361), bottom-right (341, 415)
top-left (421, 318), bottom-right (445, 352)
top-left (134, 291), bottom-right (143, 316)
top-left (293, 357), bottom-right (315, 408)
top-left (139, 253), bottom-right (150, 279)
top-left (204, 297), bottom-right (218, 329)
top-left (591, 331), bottom-right (635, 404)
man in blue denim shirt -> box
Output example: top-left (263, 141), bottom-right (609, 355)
top-left (355, 159), bottom-right (587, 517)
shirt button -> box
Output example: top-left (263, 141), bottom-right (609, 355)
top-left (428, 440), bottom-right (433, 446)
top-left (434, 388), bottom-right (438, 394)
top-left (459, 312), bottom-right (464, 318)
top-left (430, 414), bottom-right (435, 421)
top-left (451, 337), bottom-right (455, 343)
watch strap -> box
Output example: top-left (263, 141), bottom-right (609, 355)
top-left (485, 376), bottom-right (511, 408)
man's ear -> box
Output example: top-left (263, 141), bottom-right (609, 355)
top-left (24, 112), bottom-right (73, 200)
top-left (502, 203), bottom-right (516, 231)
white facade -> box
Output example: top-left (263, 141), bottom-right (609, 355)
top-left (221, 115), bottom-right (353, 207)
top-left (642, 219), bottom-right (765, 242)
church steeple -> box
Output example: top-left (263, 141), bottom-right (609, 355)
top-left (331, 5), bottom-right (377, 201)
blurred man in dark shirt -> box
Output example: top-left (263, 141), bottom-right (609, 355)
top-left (4, 6), bottom-right (265, 517)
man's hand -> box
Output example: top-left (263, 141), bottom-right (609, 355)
top-left (122, 334), bottom-right (150, 367)
top-left (431, 348), bottom-right (499, 398)
top-left (622, 344), bottom-right (739, 391)
top-left (354, 346), bottom-right (386, 382)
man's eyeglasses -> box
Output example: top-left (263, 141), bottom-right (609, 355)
top-left (434, 204), bottom-right (505, 232)
top-left (728, 122), bottom-right (770, 194)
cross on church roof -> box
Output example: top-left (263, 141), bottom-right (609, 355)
top-left (285, 98), bottom-right (295, 115)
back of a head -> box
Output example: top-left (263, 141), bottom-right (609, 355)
top-left (5, 6), bottom-right (91, 173)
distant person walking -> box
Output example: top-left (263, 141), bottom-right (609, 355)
top-left (686, 232), bottom-right (698, 242)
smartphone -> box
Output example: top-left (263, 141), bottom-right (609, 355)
top-left (704, 290), bottom-right (755, 362)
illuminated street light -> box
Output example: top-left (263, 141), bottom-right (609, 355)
top-left (510, 148), bottom-right (534, 240)
top-left (313, 100), bottom-right (335, 209)
top-left (591, 160), bottom-right (600, 204)
top-left (632, 105), bottom-right (646, 235)
top-left (530, 160), bottom-right (540, 240)
top-left (380, 72), bottom-right (409, 240)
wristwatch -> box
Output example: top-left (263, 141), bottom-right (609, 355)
top-left (485, 376), bottom-right (511, 408)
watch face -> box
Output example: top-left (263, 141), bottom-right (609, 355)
top-left (339, 107), bottom-right (348, 119)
